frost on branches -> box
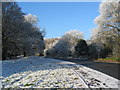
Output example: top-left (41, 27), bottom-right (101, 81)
top-left (44, 30), bottom-right (83, 58)
top-left (90, 0), bottom-right (120, 58)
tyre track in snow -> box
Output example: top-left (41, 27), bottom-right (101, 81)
top-left (2, 57), bottom-right (120, 88)
top-left (67, 63), bottom-right (119, 88)
top-left (66, 64), bottom-right (90, 88)
top-left (73, 69), bottom-right (90, 88)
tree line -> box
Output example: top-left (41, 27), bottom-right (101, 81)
top-left (90, 0), bottom-right (120, 59)
top-left (45, 0), bottom-right (120, 60)
top-left (2, 2), bottom-right (45, 60)
top-left (1, 0), bottom-right (120, 60)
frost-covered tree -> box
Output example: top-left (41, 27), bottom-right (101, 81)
top-left (63, 30), bottom-right (84, 55)
top-left (2, 2), bottom-right (45, 60)
top-left (91, 0), bottom-right (120, 58)
top-left (94, 0), bottom-right (120, 33)
top-left (45, 30), bottom-right (83, 58)
top-left (23, 14), bottom-right (45, 56)
top-left (44, 38), bottom-right (60, 50)
top-left (24, 14), bottom-right (38, 24)
top-left (93, 0), bottom-right (120, 39)
top-left (44, 38), bottom-right (60, 56)
top-left (64, 30), bottom-right (83, 40)
top-left (45, 38), bottom-right (71, 57)
top-left (2, 2), bottom-right (25, 59)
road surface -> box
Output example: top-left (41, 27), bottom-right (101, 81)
top-left (63, 58), bottom-right (120, 80)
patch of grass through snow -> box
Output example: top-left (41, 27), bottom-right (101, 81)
top-left (24, 83), bottom-right (35, 86)
top-left (98, 58), bottom-right (120, 62)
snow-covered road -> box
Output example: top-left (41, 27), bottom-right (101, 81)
top-left (1, 56), bottom-right (120, 88)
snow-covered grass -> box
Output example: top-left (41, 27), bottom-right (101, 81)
top-left (1, 56), bottom-right (120, 88)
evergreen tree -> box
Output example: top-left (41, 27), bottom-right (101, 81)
top-left (75, 39), bottom-right (89, 57)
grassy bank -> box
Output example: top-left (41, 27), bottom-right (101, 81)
top-left (97, 58), bottom-right (120, 63)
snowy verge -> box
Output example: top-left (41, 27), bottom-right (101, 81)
top-left (1, 56), bottom-right (120, 88)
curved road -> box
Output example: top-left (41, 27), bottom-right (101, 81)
top-left (63, 59), bottom-right (120, 80)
